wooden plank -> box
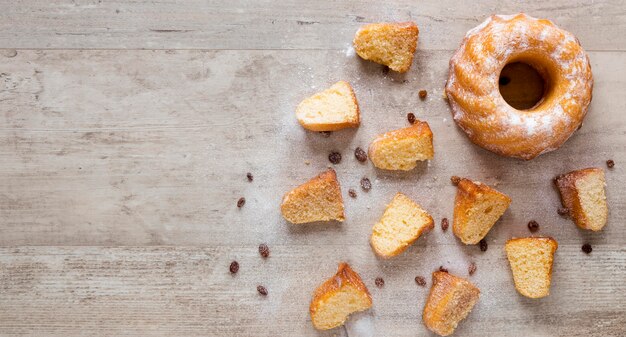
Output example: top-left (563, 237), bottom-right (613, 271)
top-left (0, 1), bottom-right (625, 51)
top-left (0, 246), bottom-right (623, 336)
top-left (1, 49), bottom-right (624, 246)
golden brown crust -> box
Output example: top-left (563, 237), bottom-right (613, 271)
top-left (353, 22), bottom-right (419, 73)
top-left (505, 237), bottom-right (558, 298)
top-left (280, 169), bottom-right (345, 224)
top-left (554, 167), bottom-right (605, 230)
top-left (309, 263), bottom-right (372, 329)
top-left (368, 120), bottom-right (434, 171)
top-left (297, 81), bottom-right (360, 132)
top-left (453, 178), bottom-right (511, 244)
top-left (423, 272), bottom-right (480, 336)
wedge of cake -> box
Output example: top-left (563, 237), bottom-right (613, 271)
top-left (453, 178), bottom-right (511, 244)
top-left (353, 22), bottom-right (419, 73)
top-left (423, 271), bottom-right (480, 336)
top-left (368, 120), bottom-right (434, 171)
top-left (280, 169), bottom-right (344, 224)
top-left (370, 193), bottom-right (434, 258)
top-left (554, 168), bottom-right (608, 231)
top-left (505, 237), bottom-right (558, 298)
top-left (310, 262), bottom-right (372, 330)
top-left (295, 81), bottom-right (360, 131)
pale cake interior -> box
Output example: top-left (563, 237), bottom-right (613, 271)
top-left (505, 239), bottom-right (556, 298)
top-left (574, 171), bottom-right (608, 231)
top-left (296, 81), bottom-right (357, 127)
top-left (459, 191), bottom-right (509, 244)
top-left (371, 134), bottom-right (433, 171)
top-left (312, 284), bottom-right (372, 330)
top-left (354, 24), bottom-right (416, 72)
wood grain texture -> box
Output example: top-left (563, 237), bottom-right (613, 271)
top-left (0, 246), bottom-right (624, 337)
top-left (0, 0), bottom-right (625, 51)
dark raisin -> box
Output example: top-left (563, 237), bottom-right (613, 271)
top-left (375, 277), bottom-right (385, 287)
top-left (360, 177), bottom-right (372, 191)
top-left (468, 262), bottom-right (477, 276)
top-left (348, 188), bottom-right (357, 198)
top-left (382, 65), bottom-right (390, 74)
top-left (479, 239), bottom-right (488, 252)
top-left (319, 131), bottom-right (332, 138)
top-left (607, 159), bottom-right (615, 168)
top-left (246, 172), bottom-right (253, 182)
top-left (450, 176), bottom-right (461, 185)
top-left (415, 276), bottom-right (426, 287)
top-left (407, 112), bottom-right (416, 124)
top-left (557, 207), bottom-right (570, 216)
top-left (418, 90), bottom-right (427, 100)
top-left (527, 220), bottom-right (540, 233)
top-left (438, 266), bottom-right (448, 273)
top-left (229, 261), bottom-right (239, 274)
top-left (237, 197), bottom-right (246, 208)
top-left (355, 147), bottom-right (368, 162)
top-left (441, 218), bottom-right (449, 231)
top-left (328, 152), bottom-right (342, 164)
top-left (257, 285), bottom-right (268, 296)
top-left (582, 243), bottom-right (592, 254)
top-left (258, 244), bottom-right (270, 258)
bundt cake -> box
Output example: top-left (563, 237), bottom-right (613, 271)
top-left (280, 169), bottom-right (344, 224)
top-left (422, 271), bottom-right (480, 336)
top-left (310, 262), bottom-right (372, 330)
top-left (505, 237), bottom-right (558, 299)
top-left (353, 22), bottom-right (419, 73)
top-left (296, 81), bottom-right (360, 131)
top-left (554, 168), bottom-right (608, 231)
top-left (370, 192), bottom-right (434, 258)
top-left (368, 120), bottom-right (434, 171)
top-left (446, 13), bottom-right (593, 160)
top-left (453, 178), bottom-right (511, 244)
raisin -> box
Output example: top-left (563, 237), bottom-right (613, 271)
top-left (582, 244), bottom-right (592, 254)
top-left (415, 276), bottom-right (426, 287)
top-left (375, 277), bottom-right (385, 287)
top-left (418, 90), bottom-right (427, 100)
top-left (348, 189), bottom-right (357, 198)
top-left (246, 172), bottom-right (253, 182)
top-left (237, 197), bottom-right (246, 208)
top-left (527, 220), bottom-right (539, 233)
top-left (441, 218), bottom-right (449, 231)
top-left (450, 176), bottom-right (461, 185)
top-left (468, 262), bottom-right (477, 276)
top-left (557, 207), bottom-right (569, 216)
top-left (607, 159), bottom-right (615, 168)
top-left (258, 244), bottom-right (270, 258)
top-left (360, 177), bottom-right (372, 191)
top-left (319, 131), bottom-right (331, 138)
top-left (479, 239), bottom-right (488, 252)
top-left (407, 112), bottom-right (416, 124)
top-left (355, 147), bottom-right (367, 162)
top-left (229, 261), bottom-right (239, 274)
top-left (328, 152), bottom-right (342, 164)
top-left (438, 266), bottom-right (448, 273)
top-left (257, 285), bottom-right (268, 296)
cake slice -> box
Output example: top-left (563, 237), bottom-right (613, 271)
top-left (554, 168), bottom-right (608, 231)
top-left (310, 262), bottom-right (372, 330)
top-left (505, 237), bottom-right (558, 299)
top-left (281, 169), bottom-right (344, 224)
top-left (295, 81), bottom-right (360, 131)
top-left (453, 178), bottom-right (511, 244)
top-left (423, 271), bottom-right (480, 336)
top-left (368, 120), bottom-right (434, 171)
top-left (353, 22), bottom-right (419, 73)
top-left (370, 193), bottom-right (434, 258)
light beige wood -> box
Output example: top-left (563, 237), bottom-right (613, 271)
top-left (0, 1), bottom-right (625, 336)
top-left (0, 0), bottom-right (624, 51)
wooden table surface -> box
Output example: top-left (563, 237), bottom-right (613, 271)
top-left (0, 1), bottom-right (624, 336)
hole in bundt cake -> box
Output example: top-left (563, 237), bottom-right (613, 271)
top-left (499, 62), bottom-right (547, 110)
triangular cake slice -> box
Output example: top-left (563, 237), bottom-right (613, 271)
top-left (453, 178), bottom-right (511, 244)
top-left (368, 120), bottom-right (434, 171)
top-left (505, 237), bottom-right (558, 298)
top-left (554, 167), bottom-right (608, 231)
top-left (371, 193), bottom-right (434, 257)
top-left (310, 262), bottom-right (372, 330)
top-left (423, 271), bottom-right (480, 336)
top-left (353, 22), bottom-right (419, 73)
top-left (296, 81), bottom-right (360, 131)
top-left (280, 169), bottom-right (345, 224)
